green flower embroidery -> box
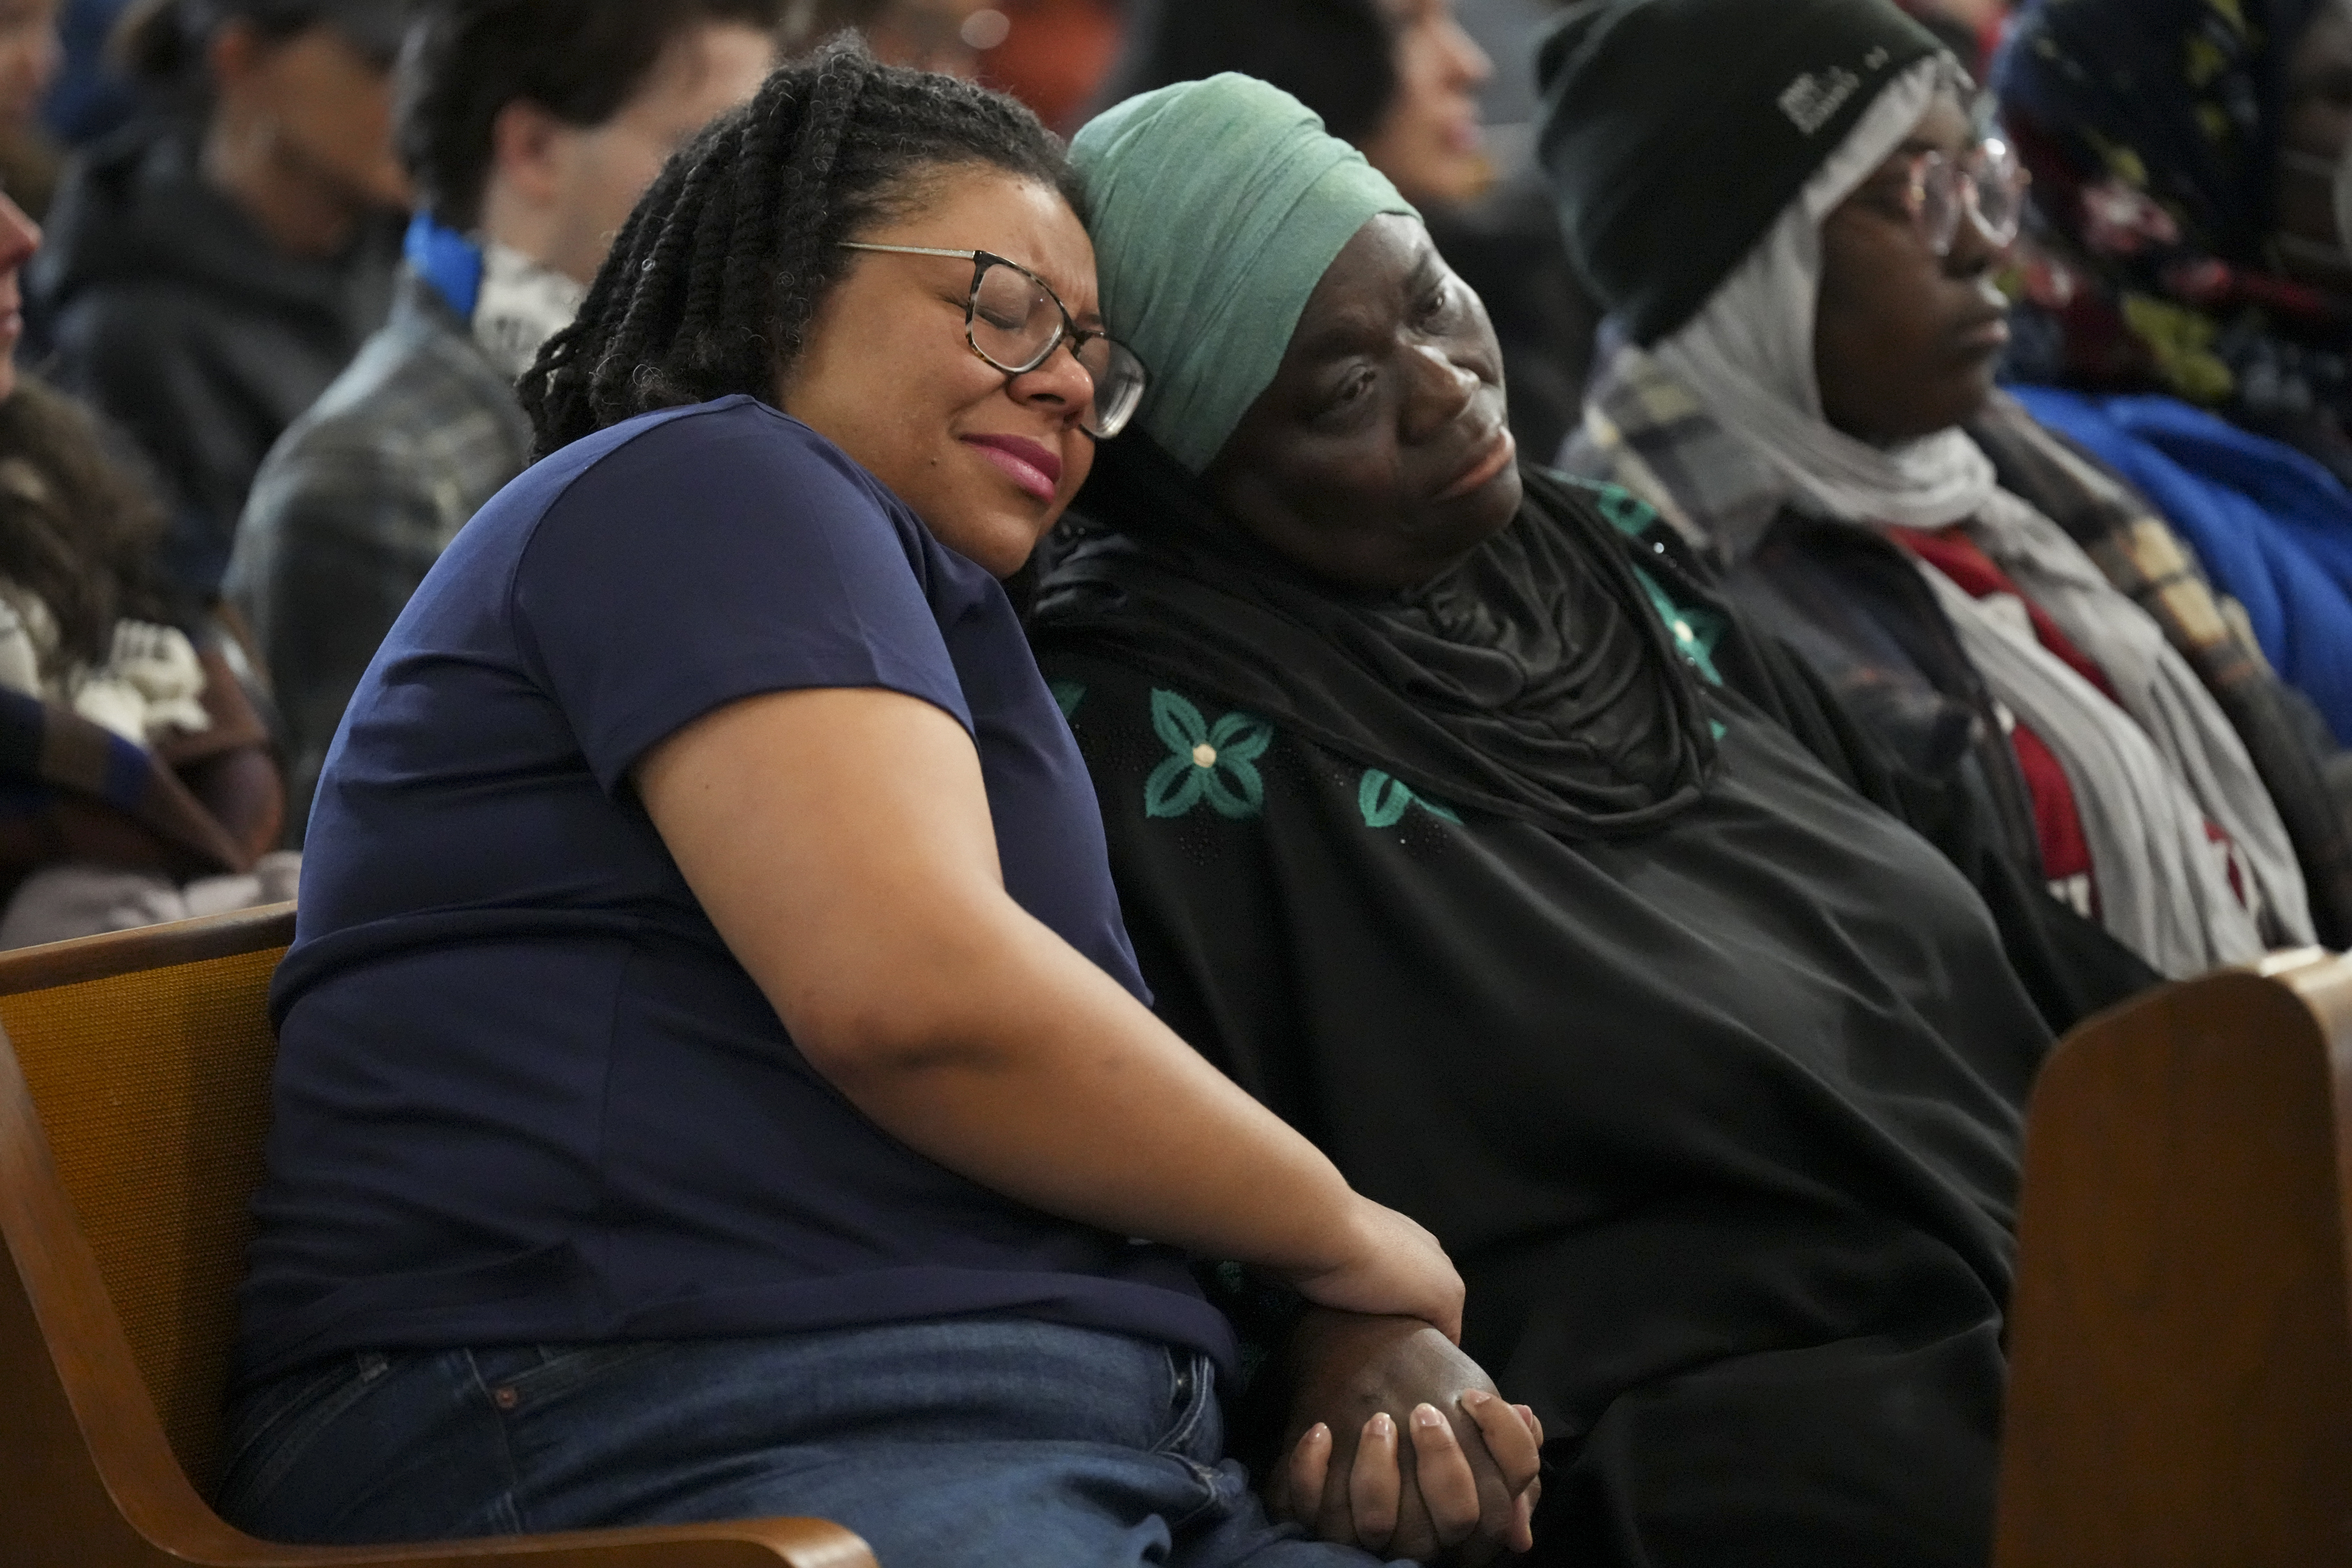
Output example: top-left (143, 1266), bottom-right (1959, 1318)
top-left (1049, 679), bottom-right (1086, 721)
top-left (1145, 689), bottom-right (1271, 820)
top-left (1358, 770), bottom-right (1460, 828)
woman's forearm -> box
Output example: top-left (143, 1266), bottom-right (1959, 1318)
top-left (638, 685), bottom-right (1455, 1329)
top-left (799, 881), bottom-right (1367, 1275)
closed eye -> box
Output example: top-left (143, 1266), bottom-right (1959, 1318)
top-left (975, 297), bottom-right (1029, 331)
top-left (1850, 177), bottom-right (1916, 223)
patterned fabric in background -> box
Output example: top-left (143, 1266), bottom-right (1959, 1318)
top-left (0, 643), bottom-right (278, 894)
top-left (1991, 0), bottom-right (2352, 479)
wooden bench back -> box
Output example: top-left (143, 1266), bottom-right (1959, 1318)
top-left (1996, 949), bottom-right (2352, 1566)
top-left (0, 904), bottom-right (293, 1499)
top-left (0, 903), bottom-right (873, 1567)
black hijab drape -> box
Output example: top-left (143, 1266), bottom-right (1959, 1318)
top-left (1039, 431), bottom-right (1717, 837)
top-left (1034, 427), bottom-right (2157, 1039)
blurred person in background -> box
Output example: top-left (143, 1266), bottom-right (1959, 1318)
top-left (1101, 0), bottom-right (1599, 462)
top-left (229, 0), bottom-right (777, 843)
top-left (1549, 0), bottom-right (2352, 978)
top-left (1895, 0), bottom-right (2002, 75)
top-left (45, 0), bottom-right (139, 146)
top-left (30, 0), bottom-right (414, 603)
top-left (786, 0), bottom-right (991, 75)
top-left (1993, 0), bottom-right (2352, 750)
top-left (0, 184), bottom-right (292, 949)
top-left (975, 0), bottom-right (1121, 134)
top-left (784, 0), bottom-right (1119, 131)
top-left (1450, 0), bottom-right (1548, 145)
top-left (0, 0), bottom-right (63, 217)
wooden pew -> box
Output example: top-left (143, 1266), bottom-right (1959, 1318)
top-left (15, 905), bottom-right (2352, 1562)
top-left (1997, 947), bottom-right (2352, 1566)
top-left (0, 905), bottom-right (876, 1568)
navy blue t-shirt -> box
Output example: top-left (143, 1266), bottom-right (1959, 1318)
top-left (236, 396), bottom-right (1234, 1388)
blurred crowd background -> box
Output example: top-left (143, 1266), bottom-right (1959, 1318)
top-left (11, 0), bottom-right (2323, 953)
top-left (0, 0), bottom-right (2009, 454)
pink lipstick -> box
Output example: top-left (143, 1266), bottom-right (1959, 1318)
top-left (963, 434), bottom-right (1062, 503)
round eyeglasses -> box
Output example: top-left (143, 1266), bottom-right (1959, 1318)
top-left (1894, 137), bottom-right (2030, 258)
top-left (838, 242), bottom-right (1149, 440)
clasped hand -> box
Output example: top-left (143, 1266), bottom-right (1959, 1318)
top-left (1266, 1310), bottom-right (1543, 1564)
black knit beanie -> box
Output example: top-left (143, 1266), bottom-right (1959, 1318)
top-left (1537, 0), bottom-right (1943, 346)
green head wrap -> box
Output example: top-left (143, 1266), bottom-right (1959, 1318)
top-left (1070, 74), bottom-right (1415, 474)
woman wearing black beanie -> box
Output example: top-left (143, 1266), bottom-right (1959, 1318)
top-left (1546, 0), bottom-right (2352, 984)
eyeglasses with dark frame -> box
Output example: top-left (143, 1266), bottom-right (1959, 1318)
top-left (838, 242), bottom-right (1149, 440)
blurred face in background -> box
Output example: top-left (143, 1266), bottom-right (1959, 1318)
top-left (210, 19), bottom-right (412, 220)
top-left (0, 0), bottom-right (59, 131)
top-left (514, 21), bottom-right (776, 286)
top-left (0, 189), bottom-right (39, 399)
top-left (2274, 0), bottom-right (2352, 291)
top-left (1356, 0), bottom-right (1491, 207)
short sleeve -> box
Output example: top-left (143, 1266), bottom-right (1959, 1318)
top-left (512, 403), bottom-right (971, 792)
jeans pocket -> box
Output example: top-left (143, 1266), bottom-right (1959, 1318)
top-left (215, 1351), bottom-right (393, 1519)
top-left (474, 1341), bottom-right (672, 1410)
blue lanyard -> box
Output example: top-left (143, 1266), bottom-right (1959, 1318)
top-left (403, 212), bottom-right (485, 321)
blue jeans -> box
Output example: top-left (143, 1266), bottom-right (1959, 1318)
top-left (216, 1316), bottom-right (1396, 1566)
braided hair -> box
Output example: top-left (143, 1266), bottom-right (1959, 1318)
top-left (520, 40), bottom-right (1083, 457)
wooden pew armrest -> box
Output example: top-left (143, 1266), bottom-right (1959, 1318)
top-left (151, 1516), bottom-right (875, 1568)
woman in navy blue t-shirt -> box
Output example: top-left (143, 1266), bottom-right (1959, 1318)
top-left (220, 43), bottom-right (1539, 1568)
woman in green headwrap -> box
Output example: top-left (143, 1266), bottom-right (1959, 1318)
top-left (1034, 74), bottom-right (2161, 1566)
